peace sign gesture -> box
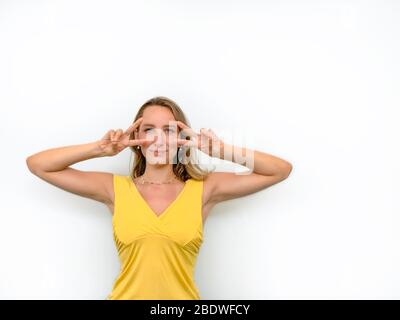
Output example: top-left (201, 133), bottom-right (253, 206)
top-left (175, 121), bottom-right (225, 157)
top-left (97, 117), bottom-right (156, 157)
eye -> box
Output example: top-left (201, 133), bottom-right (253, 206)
top-left (144, 128), bottom-right (174, 132)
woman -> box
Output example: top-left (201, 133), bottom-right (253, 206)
top-left (26, 96), bottom-right (293, 300)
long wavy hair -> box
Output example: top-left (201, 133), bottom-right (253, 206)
top-left (128, 96), bottom-right (212, 182)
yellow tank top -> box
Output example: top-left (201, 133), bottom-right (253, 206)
top-left (106, 174), bottom-right (204, 300)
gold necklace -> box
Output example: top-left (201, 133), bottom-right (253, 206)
top-left (139, 175), bottom-right (178, 185)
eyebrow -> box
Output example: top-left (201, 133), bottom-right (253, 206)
top-left (141, 123), bottom-right (176, 128)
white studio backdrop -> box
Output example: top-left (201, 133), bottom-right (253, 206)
top-left (1, 0), bottom-right (399, 299)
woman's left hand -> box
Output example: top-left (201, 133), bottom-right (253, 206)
top-left (175, 121), bottom-right (225, 157)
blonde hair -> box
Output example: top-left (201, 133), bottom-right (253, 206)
top-left (128, 96), bottom-right (212, 182)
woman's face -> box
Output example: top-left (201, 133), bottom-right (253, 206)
top-left (134, 105), bottom-right (181, 164)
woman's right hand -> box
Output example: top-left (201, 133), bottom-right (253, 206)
top-left (97, 117), bottom-right (156, 157)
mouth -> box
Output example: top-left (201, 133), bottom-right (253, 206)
top-left (150, 149), bottom-right (167, 154)
top-left (149, 148), bottom-right (167, 151)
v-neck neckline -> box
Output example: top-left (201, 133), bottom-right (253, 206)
top-left (128, 176), bottom-right (190, 221)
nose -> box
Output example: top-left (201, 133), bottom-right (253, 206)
top-left (154, 138), bottom-right (165, 148)
top-left (147, 131), bottom-right (168, 149)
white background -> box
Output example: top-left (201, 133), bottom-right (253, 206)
top-left (1, 0), bottom-right (399, 299)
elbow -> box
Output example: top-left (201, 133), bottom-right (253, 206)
top-left (280, 162), bottom-right (293, 179)
top-left (26, 156), bottom-right (38, 174)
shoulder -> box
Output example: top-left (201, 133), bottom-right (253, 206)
top-left (201, 171), bottom-right (290, 203)
top-left (187, 173), bottom-right (219, 207)
top-left (107, 174), bottom-right (131, 198)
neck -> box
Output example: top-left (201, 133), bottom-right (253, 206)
top-left (142, 163), bottom-right (176, 182)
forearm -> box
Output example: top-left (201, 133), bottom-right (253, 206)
top-left (219, 143), bottom-right (292, 177)
top-left (26, 141), bottom-right (106, 173)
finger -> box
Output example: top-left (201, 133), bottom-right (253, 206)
top-left (203, 128), bottom-right (215, 140)
top-left (177, 138), bottom-right (196, 148)
top-left (102, 129), bottom-right (113, 140)
top-left (176, 121), bottom-right (198, 138)
top-left (199, 128), bottom-right (210, 141)
top-left (176, 121), bottom-right (194, 133)
top-left (207, 129), bottom-right (219, 140)
top-left (124, 117), bottom-right (144, 136)
top-left (127, 137), bottom-right (156, 147)
top-left (112, 129), bottom-right (118, 142)
top-left (113, 129), bottom-right (123, 144)
top-left (200, 128), bottom-right (208, 136)
top-left (113, 129), bottom-right (120, 139)
top-left (175, 120), bottom-right (189, 129)
top-left (110, 130), bottom-right (116, 142)
top-left (199, 128), bottom-right (212, 147)
top-left (201, 128), bottom-right (216, 143)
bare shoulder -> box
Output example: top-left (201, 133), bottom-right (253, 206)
top-left (102, 173), bottom-right (115, 205)
top-left (26, 166), bottom-right (115, 215)
top-left (201, 170), bottom-right (290, 204)
top-left (198, 173), bottom-right (220, 223)
top-left (201, 172), bottom-right (220, 206)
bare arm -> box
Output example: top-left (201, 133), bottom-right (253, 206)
top-left (26, 117), bottom-right (152, 209)
top-left (205, 142), bottom-right (292, 204)
top-left (175, 122), bottom-right (293, 205)
top-left (26, 141), bottom-right (114, 205)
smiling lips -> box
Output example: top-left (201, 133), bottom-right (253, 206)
top-left (150, 149), bottom-right (167, 153)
